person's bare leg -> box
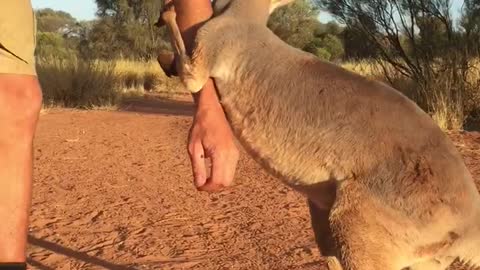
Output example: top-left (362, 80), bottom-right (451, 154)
top-left (0, 74), bottom-right (42, 262)
top-left (172, 0), bottom-right (240, 192)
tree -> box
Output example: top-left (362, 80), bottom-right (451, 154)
top-left (324, 21), bottom-right (344, 36)
top-left (304, 34), bottom-right (344, 61)
top-left (461, 0), bottom-right (480, 56)
top-left (35, 9), bottom-right (83, 59)
top-left (313, 0), bottom-right (458, 81)
top-left (81, 0), bottom-right (169, 59)
top-left (313, 0), bottom-right (478, 129)
top-left (35, 32), bottom-right (75, 59)
top-left (36, 8), bottom-right (77, 33)
top-left (268, 0), bottom-right (345, 61)
top-left (342, 22), bottom-right (378, 60)
top-left (319, 34), bottom-right (344, 60)
top-left (268, 0), bottom-right (321, 49)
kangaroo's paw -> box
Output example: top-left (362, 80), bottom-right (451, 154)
top-left (157, 50), bottom-right (178, 77)
top-left (161, 6), bottom-right (207, 93)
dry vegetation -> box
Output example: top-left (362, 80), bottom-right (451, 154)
top-left (343, 59), bottom-right (480, 130)
top-left (36, 57), bottom-right (182, 109)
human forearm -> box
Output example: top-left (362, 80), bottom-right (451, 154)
top-left (172, 0), bottom-right (239, 191)
top-left (172, 0), bottom-right (218, 108)
top-left (173, 0), bottom-right (212, 54)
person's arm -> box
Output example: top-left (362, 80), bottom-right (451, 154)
top-left (173, 0), bottom-right (239, 192)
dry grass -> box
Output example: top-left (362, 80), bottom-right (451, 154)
top-left (113, 58), bottom-right (181, 93)
top-left (342, 59), bottom-right (480, 130)
top-left (342, 60), bottom-right (382, 78)
top-left (36, 56), bottom-right (182, 109)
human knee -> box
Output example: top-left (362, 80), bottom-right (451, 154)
top-left (0, 74), bottom-right (43, 141)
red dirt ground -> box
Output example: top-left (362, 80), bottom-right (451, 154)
top-left (27, 96), bottom-right (480, 270)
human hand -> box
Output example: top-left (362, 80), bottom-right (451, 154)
top-left (188, 79), bottom-right (239, 192)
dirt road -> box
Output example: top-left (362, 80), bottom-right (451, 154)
top-left (27, 96), bottom-right (480, 270)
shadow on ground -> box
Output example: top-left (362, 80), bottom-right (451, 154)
top-left (465, 121), bottom-right (480, 132)
top-left (28, 235), bottom-right (137, 270)
top-left (118, 95), bottom-right (195, 117)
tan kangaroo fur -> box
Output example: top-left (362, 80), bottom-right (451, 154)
top-left (158, 0), bottom-right (480, 269)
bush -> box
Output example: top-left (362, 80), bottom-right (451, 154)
top-left (320, 34), bottom-right (344, 61)
top-left (36, 32), bottom-right (76, 59)
top-left (303, 35), bottom-right (344, 61)
top-left (314, 48), bottom-right (332, 61)
top-left (36, 56), bottom-right (182, 108)
top-left (37, 56), bottom-right (119, 108)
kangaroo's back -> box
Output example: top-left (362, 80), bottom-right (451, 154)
top-left (204, 17), bottom-right (469, 185)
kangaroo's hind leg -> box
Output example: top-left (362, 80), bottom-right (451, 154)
top-left (330, 182), bottom-right (414, 270)
top-left (308, 200), bottom-right (344, 269)
top-left (308, 199), bottom-right (336, 256)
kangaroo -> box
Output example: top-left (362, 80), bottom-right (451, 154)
top-left (157, 0), bottom-right (480, 269)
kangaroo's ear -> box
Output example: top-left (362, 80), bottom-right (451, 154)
top-left (269, 0), bottom-right (295, 14)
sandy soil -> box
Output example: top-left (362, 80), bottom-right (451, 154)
top-left (27, 96), bottom-right (480, 270)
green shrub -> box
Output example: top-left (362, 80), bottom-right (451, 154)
top-left (314, 48), bottom-right (332, 61)
top-left (320, 34), bottom-right (344, 61)
top-left (303, 35), bottom-right (345, 61)
top-left (36, 32), bottom-right (75, 59)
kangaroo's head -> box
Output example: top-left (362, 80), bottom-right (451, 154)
top-left (213, 0), bottom-right (295, 23)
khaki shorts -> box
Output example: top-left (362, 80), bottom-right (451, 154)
top-left (0, 0), bottom-right (37, 76)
